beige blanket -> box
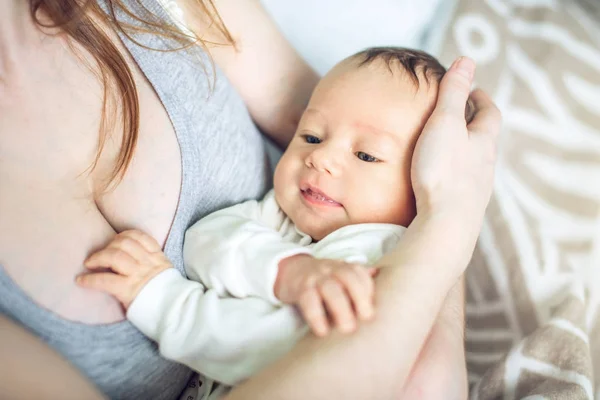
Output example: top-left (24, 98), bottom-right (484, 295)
top-left (438, 0), bottom-right (600, 398)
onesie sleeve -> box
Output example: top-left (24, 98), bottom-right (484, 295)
top-left (183, 190), bottom-right (311, 305)
top-left (311, 223), bottom-right (406, 265)
top-left (127, 268), bottom-right (306, 386)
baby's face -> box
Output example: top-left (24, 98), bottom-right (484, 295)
top-left (274, 59), bottom-right (438, 240)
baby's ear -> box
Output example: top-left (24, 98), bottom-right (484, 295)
top-left (465, 97), bottom-right (476, 124)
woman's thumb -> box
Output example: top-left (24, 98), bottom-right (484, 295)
top-left (434, 57), bottom-right (475, 118)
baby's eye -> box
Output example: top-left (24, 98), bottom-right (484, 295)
top-left (303, 134), bottom-right (321, 144)
top-left (356, 151), bottom-right (379, 163)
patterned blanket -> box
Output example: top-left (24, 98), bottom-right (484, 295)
top-left (437, 1), bottom-right (600, 398)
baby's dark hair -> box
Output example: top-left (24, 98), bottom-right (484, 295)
top-left (351, 47), bottom-right (475, 123)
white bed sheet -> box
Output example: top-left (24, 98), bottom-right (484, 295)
top-left (260, 0), bottom-right (455, 75)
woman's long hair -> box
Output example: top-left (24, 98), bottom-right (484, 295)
top-left (30, 0), bottom-right (233, 190)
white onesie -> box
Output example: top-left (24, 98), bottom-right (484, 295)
top-left (127, 189), bottom-right (405, 396)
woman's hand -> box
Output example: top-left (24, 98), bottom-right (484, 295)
top-left (275, 254), bottom-right (377, 337)
top-left (411, 57), bottom-right (501, 226)
top-left (76, 230), bottom-right (172, 310)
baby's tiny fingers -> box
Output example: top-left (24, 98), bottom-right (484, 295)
top-left (108, 235), bottom-right (152, 263)
top-left (319, 279), bottom-right (356, 334)
top-left (118, 230), bottom-right (162, 253)
top-left (367, 267), bottom-right (379, 277)
top-left (76, 272), bottom-right (127, 297)
top-left (298, 289), bottom-right (329, 337)
top-left (352, 265), bottom-right (375, 299)
top-left (335, 268), bottom-right (374, 321)
top-left (84, 248), bottom-right (138, 275)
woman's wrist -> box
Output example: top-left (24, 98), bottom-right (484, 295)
top-left (378, 211), bottom-right (478, 284)
top-left (416, 190), bottom-right (486, 231)
top-left (419, 199), bottom-right (485, 248)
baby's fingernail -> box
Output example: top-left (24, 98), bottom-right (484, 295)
top-left (313, 321), bottom-right (328, 336)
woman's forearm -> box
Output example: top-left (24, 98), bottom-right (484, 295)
top-left (401, 279), bottom-right (468, 400)
top-left (227, 212), bottom-right (476, 400)
top-left (0, 315), bottom-right (106, 400)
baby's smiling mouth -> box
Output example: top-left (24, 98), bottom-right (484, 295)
top-left (300, 186), bottom-right (343, 207)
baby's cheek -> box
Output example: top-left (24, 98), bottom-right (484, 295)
top-left (390, 181), bottom-right (416, 226)
top-left (362, 181), bottom-right (415, 227)
top-left (273, 159), bottom-right (286, 190)
top-left (399, 197), bottom-right (417, 226)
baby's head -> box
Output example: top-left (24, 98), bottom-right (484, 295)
top-left (274, 47), bottom-right (474, 240)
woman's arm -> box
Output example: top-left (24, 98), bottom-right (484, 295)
top-left (401, 279), bottom-right (468, 400)
top-left (178, 0), bottom-right (319, 148)
top-left (227, 212), bottom-right (469, 400)
top-left (0, 314), bottom-right (106, 400)
top-left (226, 58), bottom-right (501, 400)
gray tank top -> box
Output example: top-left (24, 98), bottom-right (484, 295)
top-left (0, 1), bottom-right (270, 399)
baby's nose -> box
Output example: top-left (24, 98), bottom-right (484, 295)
top-left (305, 146), bottom-right (342, 176)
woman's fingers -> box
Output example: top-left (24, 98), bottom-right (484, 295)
top-left (298, 289), bottom-right (329, 337)
top-left (84, 248), bottom-right (138, 275)
top-left (433, 57), bottom-right (475, 119)
top-left (319, 279), bottom-right (356, 334)
top-left (467, 89), bottom-right (502, 137)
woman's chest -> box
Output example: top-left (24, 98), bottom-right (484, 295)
top-left (0, 41), bottom-right (181, 322)
top-left (0, 33), bottom-right (270, 323)
top-left (0, 36), bottom-right (183, 245)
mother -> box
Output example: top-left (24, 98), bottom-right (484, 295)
top-left (0, 0), bottom-right (501, 399)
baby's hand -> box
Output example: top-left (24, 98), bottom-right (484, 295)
top-left (275, 255), bottom-right (377, 337)
top-left (76, 230), bottom-right (173, 310)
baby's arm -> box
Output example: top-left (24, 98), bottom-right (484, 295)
top-left (275, 254), bottom-right (377, 337)
top-left (184, 192), bottom-right (311, 305)
top-left (76, 230), bottom-right (306, 386)
top-left (275, 225), bottom-right (404, 337)
top-left (187, 198), bottom-right (381, 336)
top-left (187, 210), bottom-right (378, 336)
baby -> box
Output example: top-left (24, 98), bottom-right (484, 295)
top-left (77, 47), bottom-right (473, 394)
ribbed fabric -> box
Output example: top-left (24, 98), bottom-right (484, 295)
top-left (0, 1), bottom-right (270, 398)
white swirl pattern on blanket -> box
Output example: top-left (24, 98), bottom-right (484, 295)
top-left (440, 0), bottom-right (600, 398)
